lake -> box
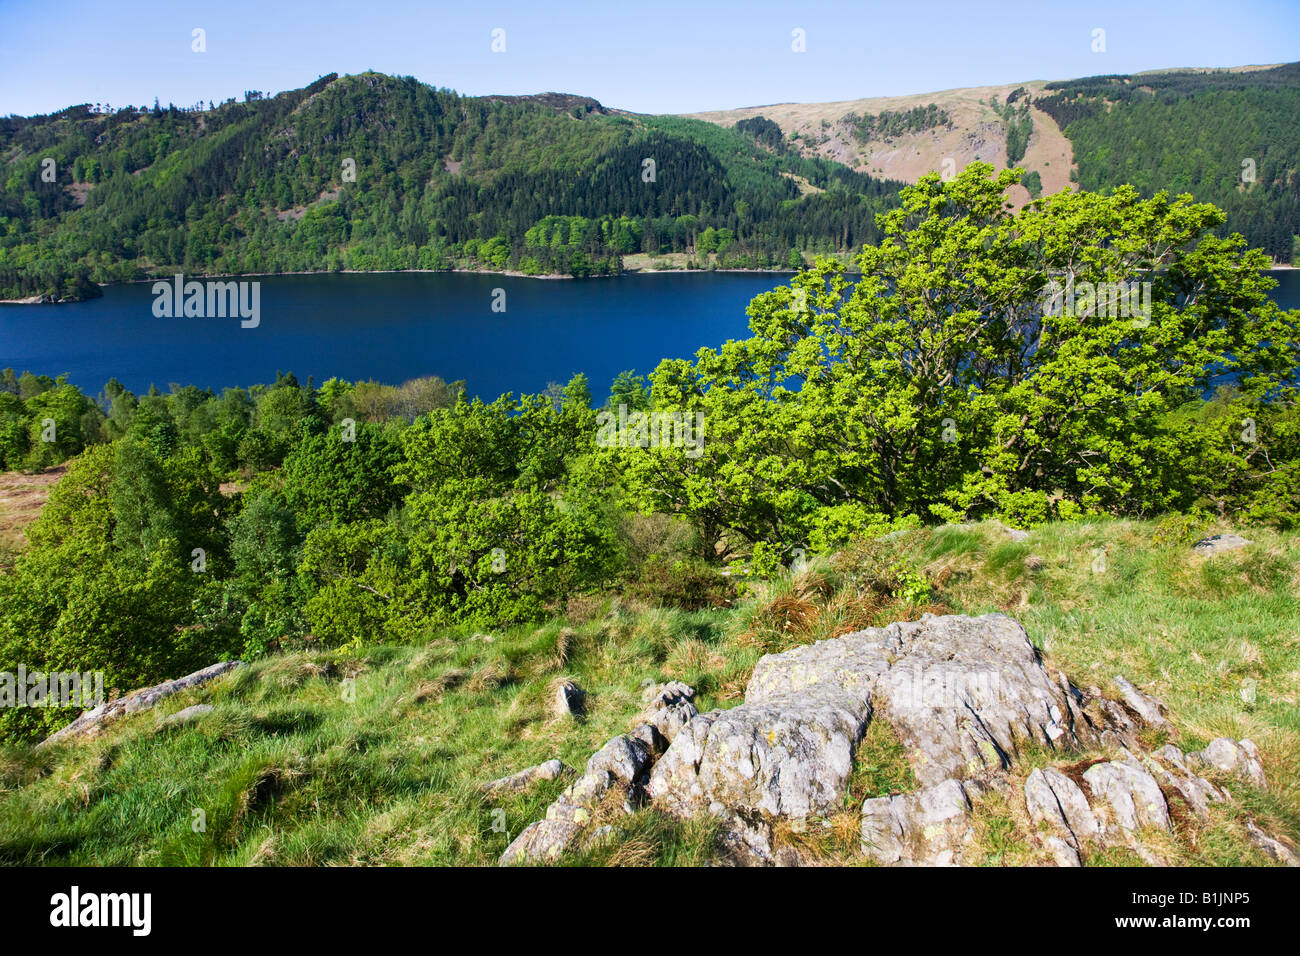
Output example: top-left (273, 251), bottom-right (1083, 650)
top-left (2, 269), bottom-right (1298, 401)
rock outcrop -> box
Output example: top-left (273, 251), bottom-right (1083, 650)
top-left (499, 681), bottom-right (696, 865)
top-left (648, 613), bottom-right (1096, 854)
top-left (499, 613), bottom-right (1290, 867)
top-left (39, 661), bottom-right (244, 747)
top-left (1019, 739), bottom-right (1289, 864)
top-left (1190, 737), bottom-right (1267, 789)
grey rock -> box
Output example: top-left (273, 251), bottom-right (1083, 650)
top-left (1083, 759), bottom-right (1171, 834)
top-left (712, 809), bottom-right (778, 866)
top-left (649, 625), bottom-right (892, 821)
top-left (498, 733), bottom-right (651, 865)
top-left (1153, 743), bottom-right (1190, 771)
top-left (1080, 693), bottom-right (1144, 751)
top-left (39, 661), bottom-right (244, 747)
top-left (1043, 834), bottom-right (1082, 867)
top-left (860, 778), bottom-right (982, 866)
top-left (629, 722), bottom-right (669, 757)
top-left (1005, 528), bottom-right (1031, 542)
top-left (1191, 738), bottom-right (1267, 789)
top-left (1244, 819), bottom-right (1300, 866)
top-left (1113, 675), bottom-right (1170, 728)
top-left (1192, 534), bottom-right (1251, 555)
top-left (1141, 749), bottom-right (1225, 820)
top-left (649, 702), bottom-right (869, 822)
top-left (481, 758), bottom-right (572, 796)
top-left (872, 614), bottom-right (1095, 786)
top-left (651, 613), bottom-right (1095, 832)
top-left (586, 733), bottom-right (652, 791)
top-left (553, 679), bottom-right (585, 718)
top-left (1024, 767), bottom-right (1099, 848)
top-left (635, 680), bottom-right (697, 743)
top-left (498, 818), bottom-right (582, 866)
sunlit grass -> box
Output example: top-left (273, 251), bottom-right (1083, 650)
top-left (1, 518), bottom-right (1296, 866)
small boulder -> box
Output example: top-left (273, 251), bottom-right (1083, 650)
top-left (1024, 767), bottom-right (1099, 848)
top-left (861, 778), bottom-right (983, 866)
top-left (1190, 738), bottom-right (1267, 789)
top-left (498, 819), bottom-right (583, 866)
top-left (1083, 759), bottom-right (1171, 834)
top-left (552, 679), bottom-right (585, 718)
top-left (1192, 534), bottom-right (1251, 555)
top-left (1244, 819), bottom-right (1300, 866)
top-left (481, 758), bottom-right (572, 796)
top-left (1112, 675), bottom-right (1170, 729)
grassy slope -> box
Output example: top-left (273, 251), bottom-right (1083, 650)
top-left (1, 518), bottom-right (1296, 866)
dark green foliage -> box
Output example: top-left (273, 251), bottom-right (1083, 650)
top-left (1034, 63), bottom-right (1300, 262)
top-left (0, 73), bottom-right (904, 297)
top-left (843, 104), bottom-right (951, 144)
top-left (734, 116), bottom-right (788, 154)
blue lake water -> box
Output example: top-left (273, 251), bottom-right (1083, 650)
top-left (1, 269), bottom-right (1297, 401)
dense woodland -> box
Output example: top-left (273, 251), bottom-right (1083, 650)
top-left (0, 73), bottom-right (905, 299)
top-left (1035, 63), bottom-right (1300, 263)
top-left (2, 165), bottom-right (1298, 744)
top-left (3, 65), bottom-right (1297, 300)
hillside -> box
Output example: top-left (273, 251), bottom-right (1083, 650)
top-left (689, 80), bottom-right (1073, 208)
top-left (0, 72), bottom-right (903, 300)
top-left (6, 62), bottom-right (1299, 303)
top-left (688, 62), bottom-right (1300, 263)
top-left (3, 519), bottom-right (1296, 866)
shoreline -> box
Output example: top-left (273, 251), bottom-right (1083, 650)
top-left (2, 261), bottom-right (1292, 305)
top-left (0, 263), bottom-right (806, 304)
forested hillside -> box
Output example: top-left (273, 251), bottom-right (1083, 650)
top-left (3, 165), bottom-right (1299, 747)
top-left (1037, 63), bottom-right (1300, 264)
top-left (0, 72), bottom-right (904, 300)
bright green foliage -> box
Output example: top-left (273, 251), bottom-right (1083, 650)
top-left (0, 443), bottom-right (236, 741)
top-left (624, 163), bottom-right (1300, 552)
top-left (282, 423), bottom-right (406, 528)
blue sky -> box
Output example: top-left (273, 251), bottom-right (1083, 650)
top-left (1, 0), bottom-right (1297, 116)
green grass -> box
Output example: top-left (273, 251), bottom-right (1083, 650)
top-left (1, 518), bottom-right (1297, 866)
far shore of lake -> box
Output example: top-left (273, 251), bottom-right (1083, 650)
top-left (2, 260), bottom-right (1293, 305)
top-left (0, 262), bottom-right (809, 304)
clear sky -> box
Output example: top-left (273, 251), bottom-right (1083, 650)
top-left (1, 0), bottom-right (1297, 117)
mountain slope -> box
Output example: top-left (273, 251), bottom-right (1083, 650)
top-left (688, 80), bottom-right (1073, 205)
top-left (0, 73), bottom-right (904, 300)
top-left (687, 63), bottom-right (1300, 262)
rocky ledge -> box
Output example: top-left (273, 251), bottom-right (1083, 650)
top-left (498, 613), bottom-right (1296, 866)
